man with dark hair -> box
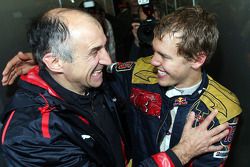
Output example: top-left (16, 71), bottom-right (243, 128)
top-left (1, 8), bottom-right (126, 166)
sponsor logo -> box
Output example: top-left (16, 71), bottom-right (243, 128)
top-left (213, 149), bottom-right (229, 159)
top-left (173, 97), bottom-right (188, 106)
top-left (116, 62), bottom-right (134, 72)
top-left (213, 120), bottom-right (237, 159)
top-left (222, 119), bottom-right (238, 145)
top-left (130, 88), bottom-right (162, 117)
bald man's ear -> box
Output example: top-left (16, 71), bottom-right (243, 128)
top-left (42, 53), bottom-right (64, 73)
top-left (191, 51), bottom-right (207, 69)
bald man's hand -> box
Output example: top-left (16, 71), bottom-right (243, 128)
top-left (172, 110), bottom-right (229, 165)
top-left (2, 52), bottom-right (35, 86)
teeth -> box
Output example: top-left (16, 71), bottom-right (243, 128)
top-left (92, 70), bottom-right (102, 76)
top-left (95, 70), bottom-right (102, 73)
top-left (158, 70), bottom-right (166, 76)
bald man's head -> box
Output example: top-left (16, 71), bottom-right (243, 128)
top-left (44, 8), bottom-right (101, 28)
top-left (27, 8), bottom-right (103, 67)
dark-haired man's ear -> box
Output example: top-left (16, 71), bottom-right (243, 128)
top-left (42, 53), bottom-right (64, 73)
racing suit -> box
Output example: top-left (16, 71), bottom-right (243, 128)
top-left (1, 66), bottom-right (128, 167)
top-left (108, 56), bottom-right (242, 167)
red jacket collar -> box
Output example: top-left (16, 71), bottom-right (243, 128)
top-left (20, 66), bottom-right (62, 99)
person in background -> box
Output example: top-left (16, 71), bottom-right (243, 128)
top-left (1, 7), bottom-right (230, 167)
top-left (113, 1), bottom-right (136, 62)
top-left (79, 0), bottom-right (116, 62)
top-left (129, 2), bottom-right (161, 61)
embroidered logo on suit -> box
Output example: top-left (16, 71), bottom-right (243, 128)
top-left (200, 76), bottom-right (242, 124)
top-left (132, 56), bottom-right (158, 84)
top-left (130, 87), bottom-right (162, 117)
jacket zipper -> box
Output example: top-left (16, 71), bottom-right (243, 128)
top-left (155, 106), bottom-right (170, 148)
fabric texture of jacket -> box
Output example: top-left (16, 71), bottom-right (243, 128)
top-left (108, 56), bottom-right (242, 167)
top-left (1, 66), bottom-right (128, 167)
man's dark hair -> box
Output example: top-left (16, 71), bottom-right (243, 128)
top-left (27, 9), bottom-right (73, 67)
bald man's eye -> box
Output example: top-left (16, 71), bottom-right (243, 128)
top-left (90, 50), bottom-right (98, 56)
top-left (89, 49), bottom-right (100, 57)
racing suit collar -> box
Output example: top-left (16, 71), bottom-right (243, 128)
top-left (165, 79), bottom-right (202, 98)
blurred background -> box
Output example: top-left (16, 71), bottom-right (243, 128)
top-left (0, 0), bottom-right (249, 166)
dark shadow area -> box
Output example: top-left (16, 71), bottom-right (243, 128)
top-left (198, 0), bottom-right (250, 166)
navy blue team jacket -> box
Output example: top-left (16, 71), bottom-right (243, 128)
top-left (1, 66), bottom-right (128, 167)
